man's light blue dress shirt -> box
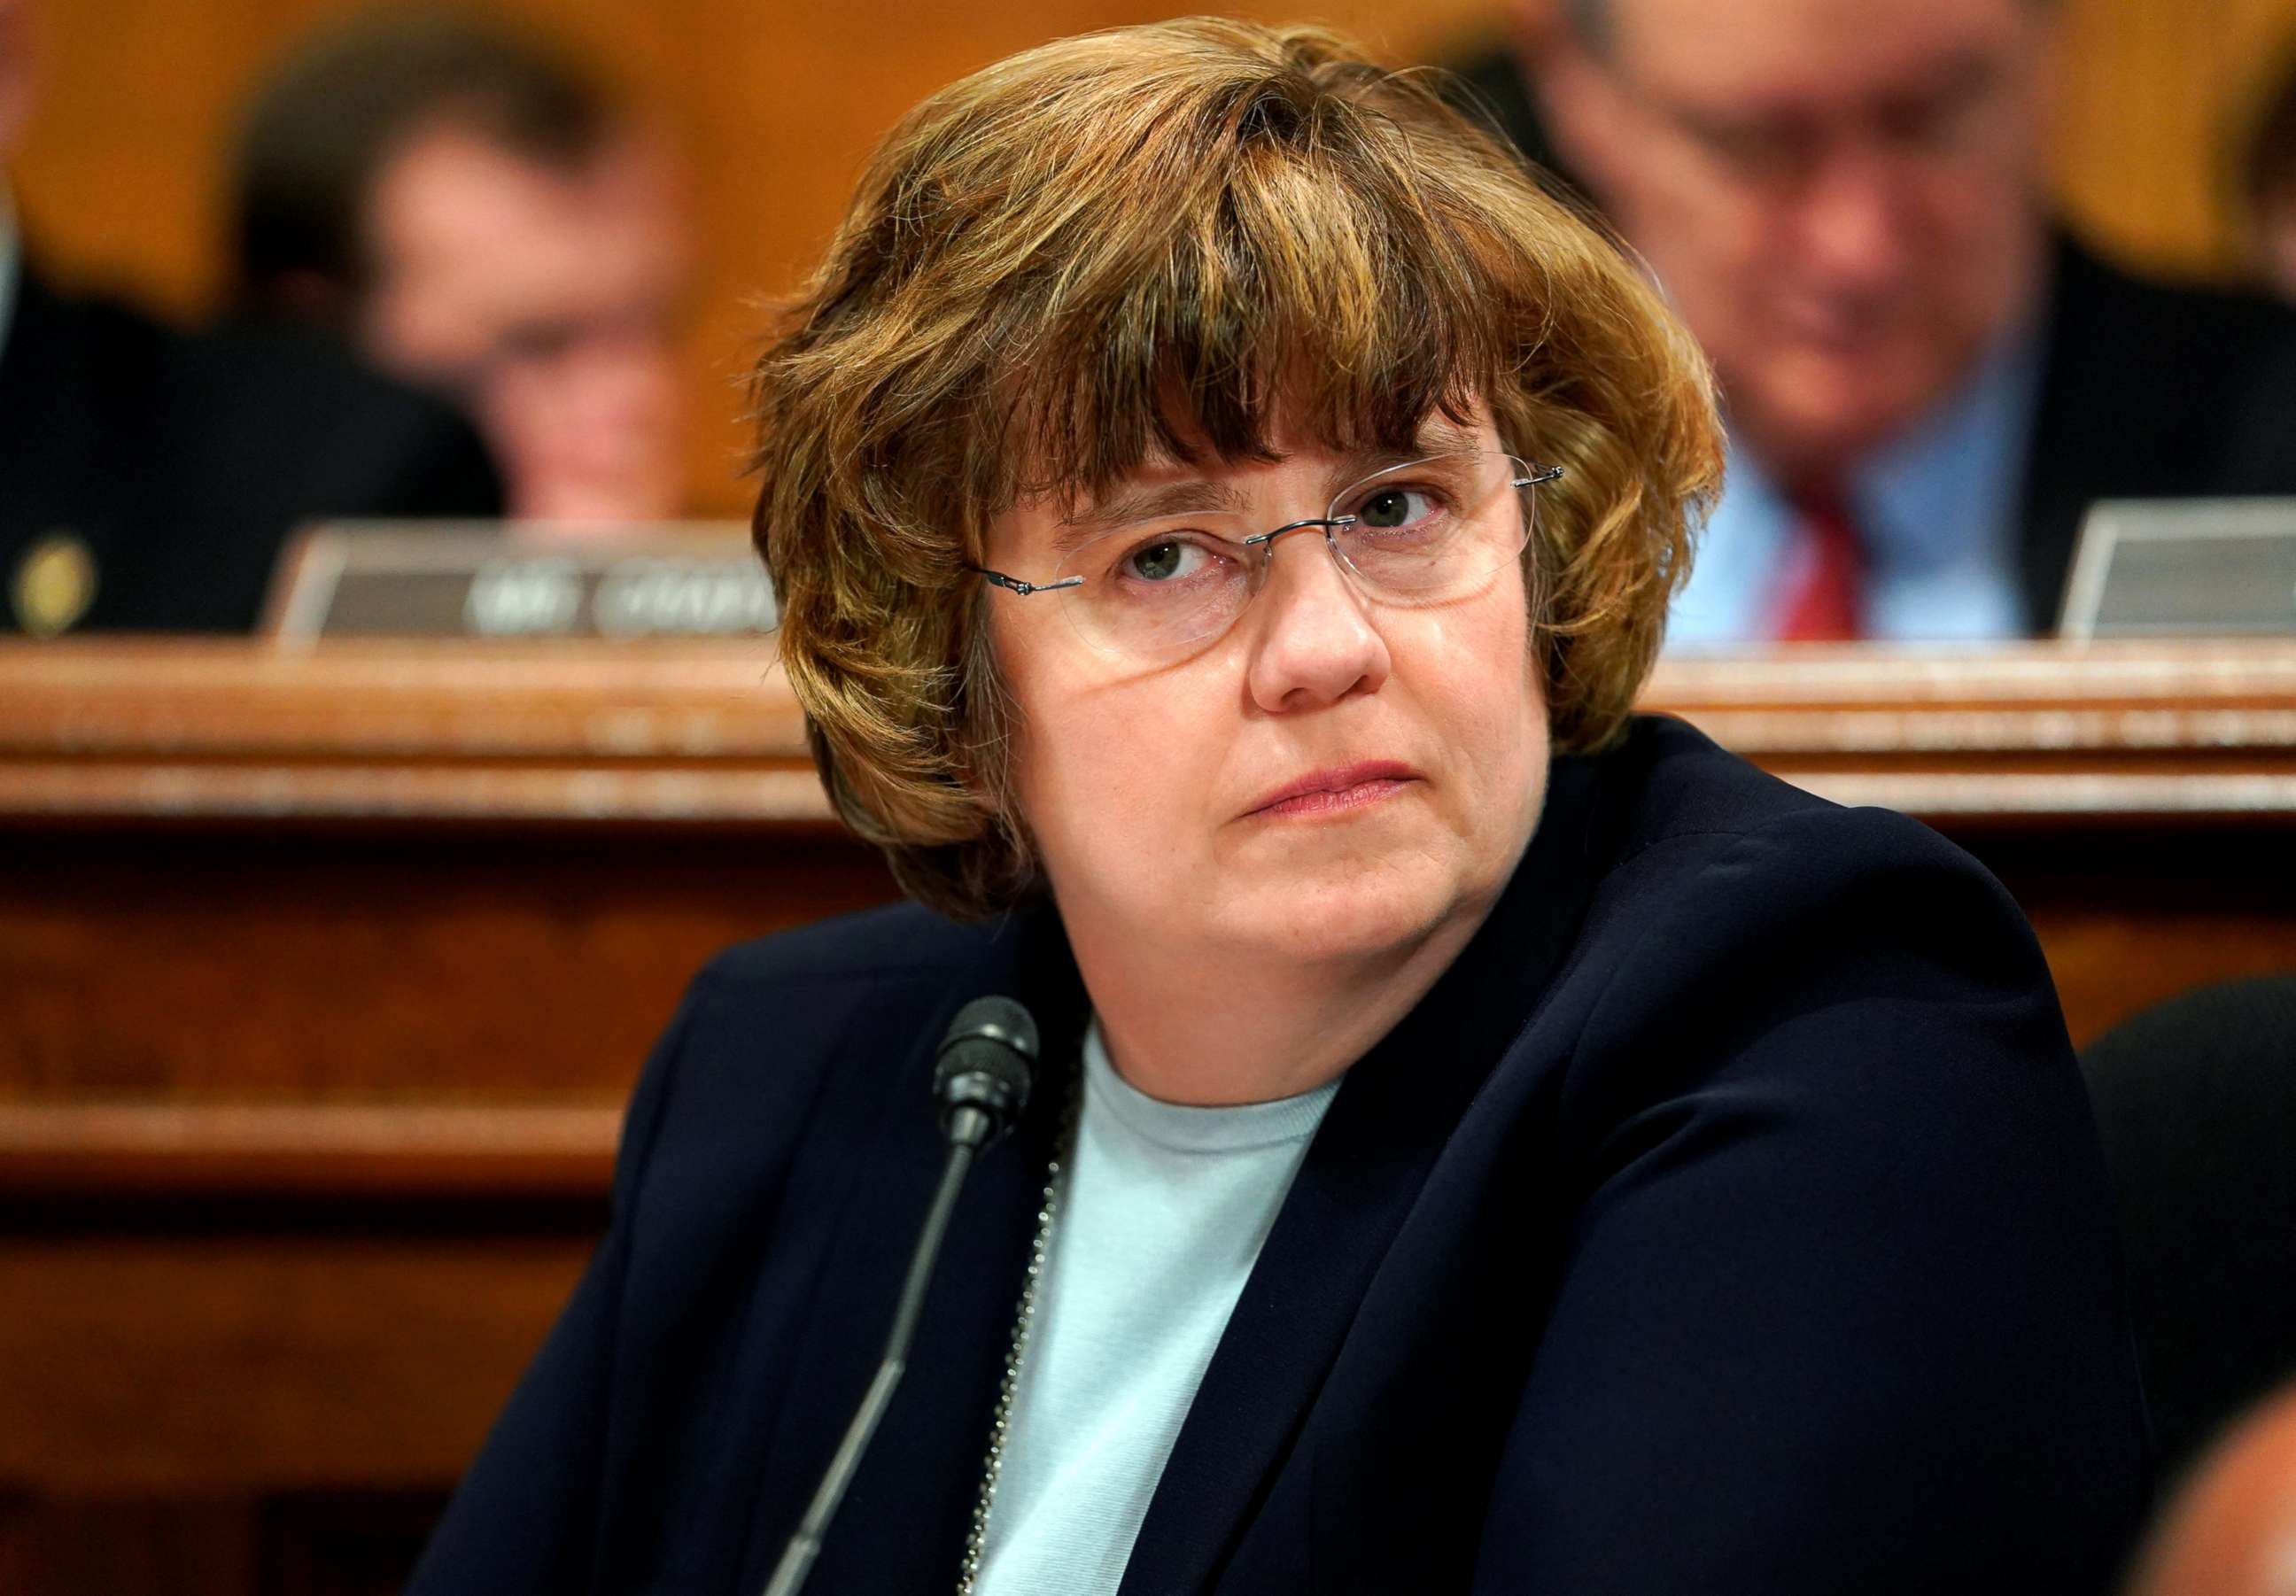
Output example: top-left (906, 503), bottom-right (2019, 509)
top-left (1666, 326), bottom-right (2044, 647)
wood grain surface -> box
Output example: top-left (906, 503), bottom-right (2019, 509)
top-left (9, 636), bottom-right (2296, 817)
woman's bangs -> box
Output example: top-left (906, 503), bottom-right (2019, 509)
top-left (997, 141), bottom-right (1516, 512)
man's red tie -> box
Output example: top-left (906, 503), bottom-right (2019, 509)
top-left (1775, 484), bottom-right (1865, 642)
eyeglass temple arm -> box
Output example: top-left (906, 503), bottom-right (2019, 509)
top-left (972, 567), bottom-right (1085, 597)
top-left (1516, 466), bottom-right (1564, 487)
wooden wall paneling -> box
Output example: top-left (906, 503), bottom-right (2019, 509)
top-left (0, 1231), bottom-right (593, 1495)
top-left (2053, 0), bottom-right (2296, 278)
top-left (0, 1496), bottom-right (259, 1596)
top-left (0, 639), bottom-right (895, 1113)
top-left (1955, 823), bottom-right (2296, 1040)
top-left (0, 827), bottom-right (886, 1101)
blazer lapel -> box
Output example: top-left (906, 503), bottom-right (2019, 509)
top-left (1118, 755), bottom-right (1607, 1595)
top-left (729, 903), bottom-right (1092, 1595)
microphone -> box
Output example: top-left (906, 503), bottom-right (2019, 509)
top-left (761, 997), bottom-right (1041, 1596)
top-left (935, 996), bottom-right (1038, 1149)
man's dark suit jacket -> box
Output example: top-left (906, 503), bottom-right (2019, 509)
top-left (1448, 50), bottom-right (2296, 633)
top-left (2, 263), bottom-right (500, 632)
top-left (410, 717), bottom-right (2149, 1596)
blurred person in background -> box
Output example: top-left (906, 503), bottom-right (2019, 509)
top-left (2125, 1379), bottom-right (2296, 1596)
top-left (0, 0), bottom-right (500, 635)
top-left (230, 7), bottom-right (693, 527)
top-left (1459, 0), bottom-right (2296, 644)
top-left (2242, 49), bottom-right (2296, 306)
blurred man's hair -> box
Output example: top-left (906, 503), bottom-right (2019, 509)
top-left (2242, 50), bottom-right (2296, 222)
top-left (230, 6), bottom-right (617, 309)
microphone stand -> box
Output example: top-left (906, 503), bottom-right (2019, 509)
top-left (759, 1106), bottom-right (995, 1596)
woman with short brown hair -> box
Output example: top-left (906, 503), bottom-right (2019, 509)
top-left (752, 18), bottom-right (1714, 918)
top-left (412, 20), bottom-right (2145, 1595)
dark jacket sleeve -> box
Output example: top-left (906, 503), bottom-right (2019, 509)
top-left (1472, 805), bottom-right (2150, 1595)
top-left (181, 314), bottom-right (507, 524)
top-left (352, 389), bottom-right (505, 522)
top-left (404, 976), bottom-right (702, 1596)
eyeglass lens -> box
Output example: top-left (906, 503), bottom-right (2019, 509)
top-left (1054, 450), bottom-right (1536, 662)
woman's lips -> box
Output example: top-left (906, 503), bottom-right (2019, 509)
top-left (1245, 762), bottom-right (1420, 818)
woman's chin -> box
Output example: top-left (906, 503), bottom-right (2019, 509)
top-left (1206, 856), bottom-right (1472, 966)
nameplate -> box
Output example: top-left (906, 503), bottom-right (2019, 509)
top-left (265, 523), bottom-right (778, 640)
top-left (2059, 500), bottom-right (2296, 640)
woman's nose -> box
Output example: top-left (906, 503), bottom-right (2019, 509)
top-left (1243, 531), bottom-right (1392, 712)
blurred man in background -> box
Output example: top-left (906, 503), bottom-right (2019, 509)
top-left (2125, 1379), bottom-right (2296, 1596)
top-left (2243, 50), bottom-right (2296, 306)
top-left (1463, 0), bottom-right (2296, 643)
top-left (230, 8), bottom-right (693, 526)
top-left (0, 0), bottom-right (500, 635)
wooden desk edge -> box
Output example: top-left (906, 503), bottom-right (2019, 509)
top-left (6, 639), bottom-right (2296, 825)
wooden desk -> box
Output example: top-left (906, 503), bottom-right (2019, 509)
top-left (3, 638), bottom-right (2292, 1592)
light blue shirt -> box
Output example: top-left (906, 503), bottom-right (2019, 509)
top-left (973, 1023), bottom-right (1339, 1596)
top-left (1667, 324), bottom-right (2043, 647)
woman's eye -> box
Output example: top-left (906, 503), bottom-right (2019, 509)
top-left (1357, 487), bottom-right (1440, 531)
top-left (1123, 538), bottom-right (1203, 582)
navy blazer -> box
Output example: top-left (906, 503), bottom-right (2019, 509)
top-left (2, 264), bottom-right (501, 633)
top-left (410, 717), bottom-right (2149, 1595)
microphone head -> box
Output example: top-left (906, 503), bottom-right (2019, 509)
top-left (934, 996), bottom-right (1038, 1149)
